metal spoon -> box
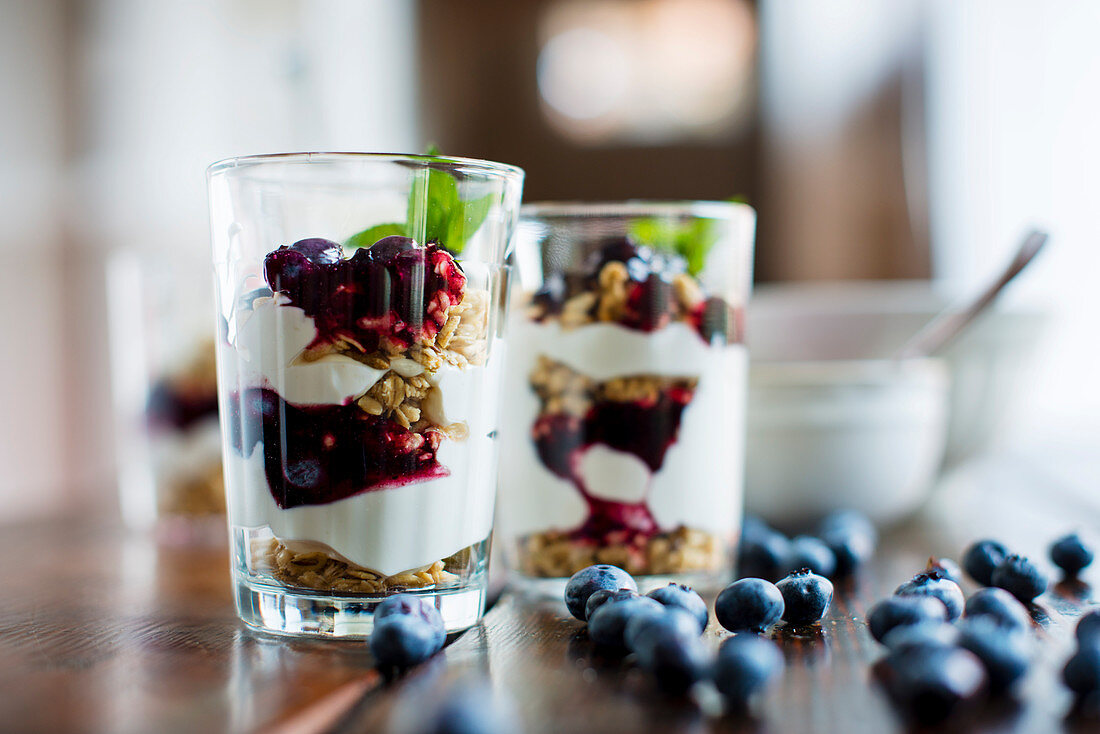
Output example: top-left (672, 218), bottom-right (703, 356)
top-left (894, 229), bottom-right (1048, 359)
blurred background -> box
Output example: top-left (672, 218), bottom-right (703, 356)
top-left (2, 0), bottom-right (1098, 524)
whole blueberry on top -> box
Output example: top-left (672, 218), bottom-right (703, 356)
top-left (635, 625), bottom-right (712, 696)
top-left (588, 595), bottom-right (663, 650)
top-left (964, 587), bottom-right (1032, 631)
top-left (867, 595), bottom-right (948, 644)
top-left (787, 536), bottom-right (837, 579)
top-left (818, 510), bottom-right (876, 577)
top-left (776, 569), bottom-right (833, 627)
top-left (585, 588), bottom-right (639, 622)
top-left (367, 235), bottom-right (422, 262)
top-left (962, 539), bottom-right (1008, 586)
top-left (1075, 609), bottom-right (1100, 645)
top-left (1063, 642), bottom-right (1100, 695)
top-left (646, 583), bottom-right (708, 633)
top-left (424, 678), bottom-right (519, 734)
top-left (627, 606), bottom-right (702, 664)
top-left (565, 564), bottom-right (637, 621)
top-left (1050, 532), bottom-right (1094, 576)
top-left (738, 527), bottom-right (790, 582)
top-left (882, 621), bottom-right (961, 654)
top-left (991, 554), bottom-right (1048, 604)
top-left (715, 578), bottom-right (784, 633)
top-left (957, 616), bottom-right (1032, 692)
top-left (895, 569), bottom-right (965, 621)
top-left (714, 634), bottom-right (784, 704)
top-left (369, 614), bottom-right (440, 669)
top-left (925, 557), bottom-right (964, 587)
top-left (374, 594), bottom-right (446, 650)
top-left (290, 237), bottom-right (343, 264)
top-left (884, 645), bottom-right (987, 725)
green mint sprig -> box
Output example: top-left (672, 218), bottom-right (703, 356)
top-left (627, 196), bottom-right (747, 276)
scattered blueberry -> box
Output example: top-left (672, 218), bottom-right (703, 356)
top-left (867, 596), bottom-right (947, 644)
top-left (646, 583), bottom-right (708, 633)
top-left (895, 570), bottom-right (965, 621)
top-left (991, 554), bottom-right (1048, 604)
top-left (787, 536), bottom-right (837, 578)
top-left (627, 607), bottom-right (702, 664)
top-left (635, 626), bottom-right (712, 695)
top-left (424, 678), bottom-right (518, 734)
top-left (818, 510), bottom-right (876, 577)
top-left (1050, 532), bottom-right (1094, 577)
top-left (370, 614), bottom-right (440, 668)
top-left (715, 578), bottom-right (784, 633)
top-left (738, 526), bottom-right (790, 581)
top-left (882, 622), bottom-right (960, 654)
top-left (1063, 642), bottom-right (1100, 696)
top-left (374, 594), bottom-right (446, 650)
top-left (1075, 610), bottom-right (1100, 645)
top-left (926, 557), bottom-right (964, 587)
top-left (740, 515), bottom-right (773, 546)
top-left (564, 564), bottom-right (637, 621)
top-left (585, 589), bottom-right (638, 622)
top-left (964, 587), bottom-right (1032, 631)
top-left (620, 602), bottom-right (671, 654)
top-left (962, 539), bottom-right (1008, 586)
top-left (776, 569), bottom-right (833, 627)
top-left (714, 634), bottom-right (784, 705)
top-left (957, 616), bottom-right (1032, 692)
top-left (588, 595), bottom-right (663, 650)
top-left (884, 645), bottom-right (987, 725)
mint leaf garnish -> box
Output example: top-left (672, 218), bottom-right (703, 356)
top-left (628, 198), bottom-right (747, 275)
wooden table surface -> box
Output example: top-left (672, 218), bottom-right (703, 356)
top-left (3, 453), bottom-right (1098, 734)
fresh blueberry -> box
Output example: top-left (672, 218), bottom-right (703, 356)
top-left (369, 614), bottom-right (439, 668)
top-left (621, 603), bottom-right (671, 654)
top-left (588, 596), bottom-right (663, 650)
top-left (1063, 642), bottom-right (1100, 696)
top-left (991, 554), bottom-right (1048, 604)
top-left (714, 634), bottom-right (784, 704)
top-left (964, 587), bottom-right (1032, 631)
top-left (895, 570), bottom-right (965, 621)
top-left (787, 536), bottom-right (837, 578)
top-left (715, 578), bottom-right (784, 633)
top-left (627, 606), bottom-right (702, 663)
top-left (818, 511), bottom-right (876, 577)
top-left (962, 539), bottom-right (1008, 586)
top-left (585, 588), bottom-right (639, 622)
top-left (740, 515), bottom-right (773, 546)
top-left (867, 596), bottom-right (948, 644)
top-left (926, 557), bottom-right (964, 587)
top-left (424, 678), bottom-right (518, 734)
top-left (738, 527), bottom-right (790, 582)
top-left (957, 616), bottom-right (1032, 692)
top-left (882, 622), bottom-right (960, 654)
top-left (1075, 609), bottom-right (1100, 645)
top-left (776, 569), bottom-right (833, 627)
top-left (290, 237), bottom-right (343, 264)
top-left (564, 564), bottom-right (637, 621)
top-left (884, 645), bottom-right (987, 725)
top-left (635, 626), bottom-right (712, 695)
top-left (1050, 532), bottom-right (1094, 577)
top-left (368, 235), bottom-right (421, 262)
top-left (646, 583), bottom-right (708, 633)
top-left (374, 594), bottom-right (446, 650)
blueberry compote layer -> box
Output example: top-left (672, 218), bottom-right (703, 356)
top-left (230, 387), bottom-right (446, 509)
top-left (264, 236), bottom-right (466, 352)
top-left (147, 381), bottom-right (219, 431)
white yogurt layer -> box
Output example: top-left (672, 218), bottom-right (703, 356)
top-left (498, 320), bottom-right (747, 539)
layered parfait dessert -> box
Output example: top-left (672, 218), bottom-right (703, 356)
top-left (220, 234), bottom-right (499, 601)
top-left (500, 206), bottom-right (752, 587)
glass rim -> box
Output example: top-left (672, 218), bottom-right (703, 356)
top-left (520, 199), bottom-right (755, 220)
top-left (206, 151), bottom-right (525, 181)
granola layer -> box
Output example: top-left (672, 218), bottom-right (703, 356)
top-left (158, 461), bottom-right (225, 516)
top-left (516, 525), bottom-right (724, 578)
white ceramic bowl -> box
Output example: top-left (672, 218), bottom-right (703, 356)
top-left (746, 358), bottom-right (949, 527)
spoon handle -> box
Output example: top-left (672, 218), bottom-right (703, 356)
top-left (895, 229), bottom-right (1048, 360)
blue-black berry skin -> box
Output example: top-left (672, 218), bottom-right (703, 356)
top-left (1050, 533), bottom-right (1094, 576)
top-left (776, 569), bottom-right (833, 627)
top-left (962, 539), bottom-right (1008, 586)
top-left (585, 589), bottom-right (638, 622)
top-left (964, 587), bottom-right (1032, 631)
top-left (1076, 610), bottom-right (1100, 645)
top-left (628, 607), bottom-right (702, 664)
top-left (882, 622), bottom-right (960, 654)
top-left (738, 527), bottom-right (790, 581)
top-left (425, 679), bottom-right (518, 734)
top-left (885, 645), bottom-right (987, 725)
top-left (819, 510), bottom-right (877, 577)
top-left (1064, 643), bottom-right (1100, 695)
top-left (564, 565), bottom-right (637, 621)
top-left (787, 536), bottom-right (837, 578)
top-left (895, 570), bottom-right (965, 621)
top-left (867, 596), bottom-right (947, 643)
top-left (926, 558), bottom-right (964, 586)
top-left (715, 578), bottom-right (784, 633)
top-left (637, 628), bottom-right (712, 695)
top-left (991, 554), bottom-right (1048, 604)
top-left (957, 616), bottom-right (1032, 692)
top-left (370, 614), bottom-right (439, 668)
top-left (714, 634), bottom-right (784, 703)
top-left (646, 583), bottom-right (708, 633)
top-left (374, 594), bottom-right (446, 650)
top-left (588, 596), bottom-right (663, 650)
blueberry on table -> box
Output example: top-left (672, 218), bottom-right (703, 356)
top-left (895, 570), bottom-right (965, 621)
top-left (715, 578), bottom-right (785, 633)
top-left (564, 564), bottom-right (637, 621)
top-left (1064, 642), bottom-right (1100, 696)
top-left (585, 589), bottom-right (639, 622)
top-left (867, 596), bottom-right (948, 644)
top-left (787, 536), bottom-right (837, 579)
top-left (925, 557), bottom-right (964, 586)
top-left (962, 539), bottom-right (1009, 586)
top-left (1075, 610), bottom-right (1100, 645)
top-left (884, 645), bottom-right (987, 725)
top-left (991, 554), bottom-right (1048, 604)
top-left (776, 569), bottom-right (833, 627)
top-left (740, 515), bottom-right (773, 546)
top-left (737, 527), bottom-right (790, 582)
top-left (882, 622), bottom-right (960, 654)
top-left (818, 510), bottom-right (877, 577)
top-left (636, 626), bottom-right (712, 696)
top-left (646, 583), bottom-right (709, 633)
top-left (964, 587), bottom-right (1032, 631)
top-left (627, 607), bottom-right (702, 664)
top-left (588, 596), bottom-right (663, 650)
top-left (957, 616), bottom-right (1032, 693)
top-left (714, 634), bottom-right (784, 705)
top-left (424, 678), bottom-right (518, 734)
top-left (374, 594), bottom-right (446, 650)
top-left (370, 614), bottom-right (440, 668)
top-left (1050, 532), bottom-right (1094, 576)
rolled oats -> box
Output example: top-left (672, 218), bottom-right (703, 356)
top-left (516, 525), bottom-right (725, 578)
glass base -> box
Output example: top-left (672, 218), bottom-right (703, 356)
top-left (508, 568), bottom-right (731, 600)
top-left (234, 575), bottom-right (487, 638)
